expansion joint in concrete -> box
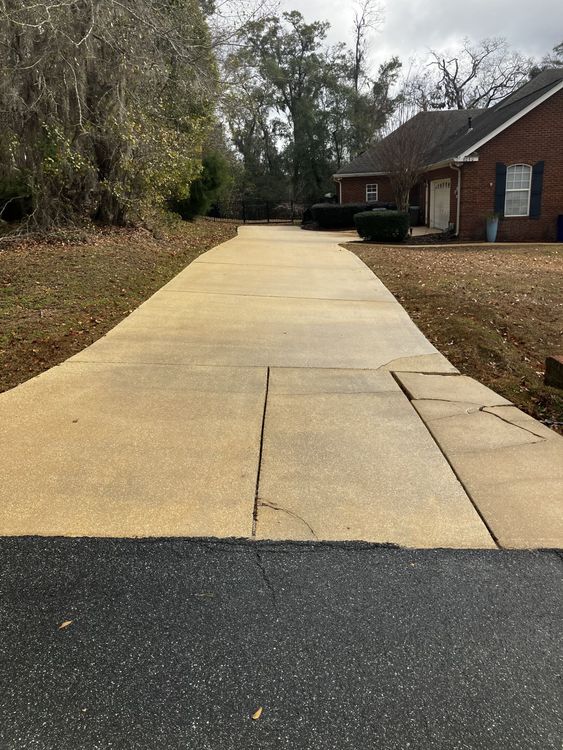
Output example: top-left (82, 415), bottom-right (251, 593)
top-left (389, 370), bottom-right (502, 550)
top-left (252, 367), bottom-right (270, 537)
top-left (162, 289), bottom-right (390, 304)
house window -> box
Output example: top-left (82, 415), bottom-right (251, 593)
top-left (504, 164), bottom-right (532, 216)
top-left (366, 183), bottom-right (378, 202)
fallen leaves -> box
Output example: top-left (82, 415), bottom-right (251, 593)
top-left (58, 620), bottom-right (73, 630)
top-left (349, 241), bottom-right (563, 433)
top-left (251, 707), bottom-right (263, 721)
top-left (0, 219), bottom-right (237, 395)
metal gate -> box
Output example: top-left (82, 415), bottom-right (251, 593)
top-left (209, 199), bottom-right (302, 224)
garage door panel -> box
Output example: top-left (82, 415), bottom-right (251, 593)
top-left (431, 178), bottom-right (451, 230)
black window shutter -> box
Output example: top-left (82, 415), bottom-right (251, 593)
top-left (494, 163), bottom-right (507, 215)
top-left (530, 161), bottom-right (544, 218)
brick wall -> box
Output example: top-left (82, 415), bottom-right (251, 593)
top-left (459, 89), bottom-right (563, 241)
top-left (337, 175), bottom-right (394, 204)
top-left (337, 169), bottom-right (457, 228)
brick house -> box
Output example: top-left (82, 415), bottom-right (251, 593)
top-left (333, 69), bottom-right (563, 241)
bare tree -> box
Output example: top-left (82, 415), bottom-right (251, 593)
top-left (378, 109), bottom-right (448, 212)
top-left (398, 62), bottom-right (444, 114)
top-left (351, 0), bottom-right (383, 93)
top-left (543, 40), bottom-right (563, 68)
top-left (428, 37), bottom-right (533, 109)
top-left (347, 1), bottom-right (399, 157)
top-left (530, 40), bottom-right (563, 76)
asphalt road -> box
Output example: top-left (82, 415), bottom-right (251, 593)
top-left (0, 538), bottom-right (561, 749)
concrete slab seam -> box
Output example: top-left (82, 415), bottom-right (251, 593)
top-left (252, 367), bottom-right (270, 537)
top-left (159, 290), bottom-right (394, 303)
top-left (385, 370), bottom-right (461, 376)
top-left (65, 360), bottom-right (268, 370)
top-left (271, 390), bottom-right (400, 397)
top-left (66, 360), bottom-right (457, 374)
top-left (389, 371), bottom-right (501, 549)
top-left (193, 261), bottom-right (368, 272)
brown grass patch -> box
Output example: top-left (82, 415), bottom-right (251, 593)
top-left (347, 241), bottom-right (563, 431)
top-left (0, 218), bottom-right (238, 392)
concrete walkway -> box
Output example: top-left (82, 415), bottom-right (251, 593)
top-left (1, 226), bottom-right (561, 547)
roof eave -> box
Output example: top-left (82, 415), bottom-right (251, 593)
top-left (333, 171), bottom-right (388, 179)
top-left (422, 155), bottom-right (480, 172)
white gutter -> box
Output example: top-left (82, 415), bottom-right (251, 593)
top-left (425, 155), bottom-right (479, 171)
top-left (332, 171), bottom-right (387, 179)
top-left (451, 162), bottom-right (462, 236)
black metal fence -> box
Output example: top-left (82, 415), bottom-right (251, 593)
top-left (208, 199), bottom-right (305, 224)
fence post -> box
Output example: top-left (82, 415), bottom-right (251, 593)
top-left (266, 201), bottom-right (270, 224)
top-left (242, 200), bottom-right (246, 224)
top-left (290, 200), bottom-right (294, 225)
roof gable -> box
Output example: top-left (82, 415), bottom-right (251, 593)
top-left (442, 68), bottom-right (563, 160)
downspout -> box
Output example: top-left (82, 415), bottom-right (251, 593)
top-left (451, 162), bottom-right (461, 236)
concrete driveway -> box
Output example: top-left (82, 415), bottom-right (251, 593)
top-left (1, 225), bottom-right (561, 547)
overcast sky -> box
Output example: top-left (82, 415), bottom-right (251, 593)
top-left (277, 0), bottom-right (561, 71)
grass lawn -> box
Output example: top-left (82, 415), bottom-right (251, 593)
top-left (347, 241), bottom-right (563, 432)
top-left (0, 218), bottom-right (238, 393)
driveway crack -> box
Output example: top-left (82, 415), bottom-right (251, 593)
top-left (252, 367), bottom-right (270, 537)
top-left (479, 406), bottom-right (547, 440)
top-left (414, 397), bottom-right (508, 407)
top-left (258, 499), bottom-right (318, 539)
top-left (254, 549), bottom-right (277, 608)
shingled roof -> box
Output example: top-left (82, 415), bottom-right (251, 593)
top-left (334, 69), bottom-right (563, 177)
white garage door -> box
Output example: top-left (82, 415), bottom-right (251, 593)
top-left (430, 178), bottom-right (451, 230)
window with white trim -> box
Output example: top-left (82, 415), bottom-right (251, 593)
top-left (505, 164), bottom-right (532, 217)
top-left (366, 183), bottom-right (378, 202)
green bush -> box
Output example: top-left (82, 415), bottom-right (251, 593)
top-left (311, 202), bottom-right (370, 229)
top-left (354, 210), bottom-right (409, 242)
top-left (169, 152), bottom-right (231, 220)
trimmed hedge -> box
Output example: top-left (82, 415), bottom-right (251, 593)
top-left (310, 201), bottom-right (398, 229)
top-left (354, 210), bottom-right (410, 242)
top-left (311, 202), bottom-right (370, 229)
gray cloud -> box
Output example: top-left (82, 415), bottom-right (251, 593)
top-left (278, 0), bottom-right (561, 69)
